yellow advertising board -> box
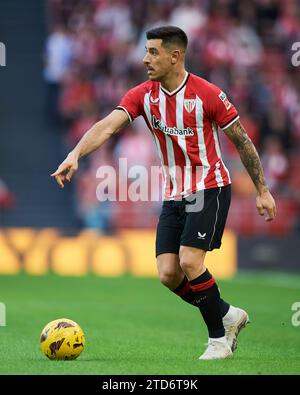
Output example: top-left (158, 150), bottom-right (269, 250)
top-left (0, 228), bottom-right (236, 279)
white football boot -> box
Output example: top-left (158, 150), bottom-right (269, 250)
top-left (223, 306), bottom-right (250, 352)
top-left (199, 337), bottom-right (233, 360)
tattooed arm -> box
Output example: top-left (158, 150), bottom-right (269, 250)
top-left (223, 119), bottom-right (276, 221)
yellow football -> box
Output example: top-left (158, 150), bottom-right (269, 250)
top-left (40, 318), bottom-right (85, 360)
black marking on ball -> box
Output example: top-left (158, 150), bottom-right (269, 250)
top-left (73, 343), bottom-right (83, 349)
top-left (55, 321), bottom-right (75, 330)
top-left (49, 338), bottom-right (65, 355)
top-left (40, 328), bottom-right (50, 343)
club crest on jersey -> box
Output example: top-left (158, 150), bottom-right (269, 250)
top-left (218, 91), bottom-right (232, 110)
top-left (184, 99), bottom-right (196, 113)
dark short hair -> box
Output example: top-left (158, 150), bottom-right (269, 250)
top-left (146, 26), bottom-right (188, 50)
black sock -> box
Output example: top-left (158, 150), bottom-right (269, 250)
top-left (220, 298), bottom-right (230, 317)
top-left (172, 276), bottom-right (230, 317)
top-left (189, 270), bottom-right (225, 338)
top-left (172, 276), bottom-right (195, 304)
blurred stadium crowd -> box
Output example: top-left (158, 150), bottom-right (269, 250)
top-left (42, 0), bottom-right (300, 234)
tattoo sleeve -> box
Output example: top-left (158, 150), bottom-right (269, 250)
top-left (223, 120), bottom-right (268, 194)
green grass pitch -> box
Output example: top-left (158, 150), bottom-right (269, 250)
top-left (0, 272), bottom-right (299, 375)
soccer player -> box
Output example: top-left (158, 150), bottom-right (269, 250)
top-left (51, 26), bottom-right (276, 360)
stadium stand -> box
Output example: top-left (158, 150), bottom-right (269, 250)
top-left (44, 0), bottom-right (300, 235)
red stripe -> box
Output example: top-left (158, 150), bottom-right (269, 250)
top-left (213, 123), bottom-right (229, 184)
top-left (216, 128), bottom-right (230, 184)
top-left (176, 281), bottom-right (191, 296)
top-left (202, 119), bottom-right (220, 188)
top-left (191, 277), bottom-right (215, 292)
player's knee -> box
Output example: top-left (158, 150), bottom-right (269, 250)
top-left (180, 259), bottom-right (203, 274)
top-left (158, 270), bottom-right (180, 289)
top-left (179, 250), bottom-right (205, 274)
top-left (156, 253), bottom-right (182, 289)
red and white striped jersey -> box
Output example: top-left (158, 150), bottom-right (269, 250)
top-left (117, 72), bottom-right (239, 200)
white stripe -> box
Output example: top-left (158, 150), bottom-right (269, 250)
top-left (212, 122), bottom-right (224, 187)
top-left (195, 96), bottom-right (210, 190)
top-left (144, 92), bottom-right (167, 190)
top-left (214, 167), bottom-right (223, 187)
top-left (209, 187), bottom-right (222, 250)
top-left (221, 115), bottom-right (240, 130)
top-left (159, 89), bottom-right (177, 198)
top-left (143, 92), bottom-right (152, 125)
top-left (176, 86), bottom-right (192, 195)
top-left (116, 106), bottom-right (132, 123)
top-left (212, 122), bottom-right (231, 184)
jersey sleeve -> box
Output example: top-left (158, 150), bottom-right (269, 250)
top-left (206, 83), bottom-right (239, 130)
top-left (116, 85), bottom-right (143, 123)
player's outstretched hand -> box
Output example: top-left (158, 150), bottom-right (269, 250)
top-left (256, 189), bottom-right (277, 222)
top-left (51, 153), bottom-right (79, 188)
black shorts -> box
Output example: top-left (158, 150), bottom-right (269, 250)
top-left (155, 185), bottom-right (231, 257)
